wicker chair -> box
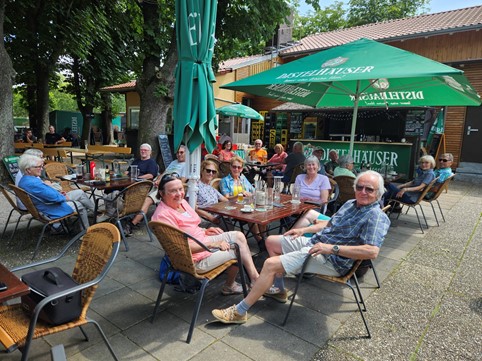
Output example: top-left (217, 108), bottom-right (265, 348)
top-left (422, 174), bottom-right (455, 226)
top-left (0, 223), bottom-right (121, 361)
top-left (283, 258), bottom-right (371, 338)
top-left (387, 177), bottom-right (439, 233)
top-left (333, 175), bottom-right (355, 211)
top-left (0, 184), bottom-right (31, 243)
top-left (9, 184), bottom-right (85, 260)
top-left (209, 177), bottom-right (222, 191)
top-left (218, 161), bottom-right (231, 178)
top-left (148, 221), bottom-right (248, 344)
top-left (43, 162), bottom-right (74, 193)
top-left (94, 180), bottom-right (154, 251)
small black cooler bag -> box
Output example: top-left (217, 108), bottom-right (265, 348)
top-left (21, 267), bottom-right (82, 325)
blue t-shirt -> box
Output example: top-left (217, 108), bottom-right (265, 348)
top-left (130, 158), bottom-right (158, 178)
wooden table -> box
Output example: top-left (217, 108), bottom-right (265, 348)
top-left (60, 176), bottom-right (137, 200)
top-left (59, 147), bottom-right (115, 165)
top-left (203, 194), bottom-right (317, 235)
top-left (0, 263), bottom-right (29, 303)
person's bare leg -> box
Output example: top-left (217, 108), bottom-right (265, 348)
top-left (224, 266), bottom-right (238, 287)
top-left (234, 232), bottom-right (259, 282)
top-left (132, 197), bottom-right (154, 225)
top-left (291, 209), bottom-right (320, 229)
top-left (244, 257), bottom-right (285, 306)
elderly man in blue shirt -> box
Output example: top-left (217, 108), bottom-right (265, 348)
top-left (212, 170), bottom-right (390, 324)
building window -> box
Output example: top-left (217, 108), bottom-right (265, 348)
top-left (128, 107), bottom-right (140, 130)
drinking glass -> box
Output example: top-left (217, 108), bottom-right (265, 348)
top-left (292, 184), bottom-right (301, 204)
top-left (266, 188), bottom-right (274, 209)
top-left (75, 164), bottom-right (83, 179)
top-left (130, 165), bottom-right (138, 180)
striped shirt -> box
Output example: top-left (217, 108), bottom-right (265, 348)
top-left (311, 200), bottom-right (390, 275)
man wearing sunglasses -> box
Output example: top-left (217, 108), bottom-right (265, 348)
top-left (212, 170), bottom-right (390, 324)
top-left (426, 153), bottom-right (454, 199)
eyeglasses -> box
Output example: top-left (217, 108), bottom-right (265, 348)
top-left (140, 149), bottom-right (150, 152)
top-left (31, 165), bottom-right (43, 169)
top-left (204, 169), bottom-right (217, 174)
top-left (355, 185), bottom-right (376, 194)
top-left (439, 158), bottom-right (450, 162)
top-left (231, 165), bottom-right (243, 170)
top-left (177, 151), bottom-right (185, 154)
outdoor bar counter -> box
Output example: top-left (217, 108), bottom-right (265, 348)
top-left (295, 139), bottom-right (414, 178)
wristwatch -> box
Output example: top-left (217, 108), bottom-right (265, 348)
top-left (332, 245), bottom-right (340, 255)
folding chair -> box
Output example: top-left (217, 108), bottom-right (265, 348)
top-left (387, 177), bottom-right (439, 233)
top-left (149, 221), bottom-right (248, 343)
top-left (283, 257), bottom-right (372, 338)
top-left (422, 174), bottom-right (455, 226)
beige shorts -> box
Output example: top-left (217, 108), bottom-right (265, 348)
top-left (195, 231), bottom-right (238, 273)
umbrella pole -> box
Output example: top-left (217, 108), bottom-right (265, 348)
top-left (349, 80), bottom-right (361, 157)
top-left (186, 146), bottom-right (201, 209)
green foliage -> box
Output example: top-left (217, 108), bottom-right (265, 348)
top-left (347, 0), bottom-right (429, 27)
top-left (294, 1), bottom-right (347, 40)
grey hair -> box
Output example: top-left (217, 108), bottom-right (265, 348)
top-left (441, 153), bottom-right (454, 161)
top-left (293, 142), bottom-right (304, 151)
top-left (24, 148), bottom-right (44, 158)
top-left (18, 154), bottom-right (42, 173)
top-left (354, 170), bottom-right (385, 200)
top-left (304, 155), bottom-right (320, 171)
top-left (338, 154), bottom-right (354, 168)
top-left (419, 155), bottom-right (435, 168)
top-left (140, 143), bottom-right (152, 151)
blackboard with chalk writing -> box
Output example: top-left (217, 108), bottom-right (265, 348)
top-left (158, 135), bottom-right (173, 169)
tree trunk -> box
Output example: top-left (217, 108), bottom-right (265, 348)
top-left (35, 63), bottom-right (50, 141)
top-left (0, 0), bottom-right (16, 182)
top-left (101, 92), bottom-right (113, 145)
top-left (137, 2), bottom-right (177, 166)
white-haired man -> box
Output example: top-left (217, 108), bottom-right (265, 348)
top-left (212, 170), bottom-right (390, 323)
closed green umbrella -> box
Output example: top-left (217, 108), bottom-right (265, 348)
top-left (216, 103), bottom-right (264, 120)
top-left (173, 0), bottom-right (218, 207)
top-left (173, 0), bottom-right (217, 154)
top-left (222, 38), bottom-right (481, 155)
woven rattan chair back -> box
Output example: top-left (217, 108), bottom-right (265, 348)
top-left (149, 221), bottom-right (203, 278)
top-left (334, 175), bottom-right (355, 205)
top-left (218, 161), bottom-right (231, 178)
top-left (0, 185), bottom-right (30, 242)
top-left (73, 223), bottom-right (121, 315)
top-left (119, 180), bottom-right (153, 217)
top-left (210, 177), bottom-right (222, 191)
top-left (0, 223), bottom-right (121, 361)
top-left (44, 162), bottom-right (72, 193)
top-left (9, 184), bottom-right (48, 223)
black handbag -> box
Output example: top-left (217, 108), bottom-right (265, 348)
top-left (21, 267), bottom-right (82, 325)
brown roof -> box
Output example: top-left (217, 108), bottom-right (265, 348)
top-left (101, 81), bottom-right (136, 92)
top-left (282, 5), bottom-right (482, 56)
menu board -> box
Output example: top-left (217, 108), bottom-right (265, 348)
top-left (2, 155), bottom-right (20, 182)
top-left (405, 110), bottom-right (425, 136)
top-left (158, 134), bottom-right (173, 169)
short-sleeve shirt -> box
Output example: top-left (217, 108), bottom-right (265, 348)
top-left (220, 174), bottom-right (254, 196)
top-left (165, 160), bottom-right (187, 178)
top-left (406, 168), bottom-right (435, 202)
top-left (334, 167), bottom-right (356, 178)
top-left (249, 148), bottom-right (267, 162)
top-left (151, 199), bottom-right (211, 262)
top-left (269, 152), bottom-right (288, 172)
top-left (311, 200), bottom-right (390, 275)
top-left (197, 181), bottom-right (224, 208)
top-left (45, 132), bottom-right (62, 144)
top-left (130, 158), bottom-right (158, 178)
top-left (295, 174), bottom-right (331, 202)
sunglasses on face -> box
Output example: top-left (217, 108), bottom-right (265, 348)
top-left (231, 165), bottom-right (243, 170)
top-left (355, 185), bottom-right (376, 194)
top-left (439, 158), bottom-right (450, 162)
top-left (204, 169), bottom-right (217, 174)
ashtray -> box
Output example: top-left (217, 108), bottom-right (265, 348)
top-left (240, 208), bottom-right (254, 213)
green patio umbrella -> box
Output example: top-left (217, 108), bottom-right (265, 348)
top-left (216, 103), bottom-right (264, 120)
top-left (173, 0), bottom-right (218, 154)
top-left (221, 38), bottom-right (481, 155)
top-left (173, 0), bottom-right (218, 208)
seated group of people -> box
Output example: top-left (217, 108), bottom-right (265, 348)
top-left (140, 167), bottom-right (391, 324)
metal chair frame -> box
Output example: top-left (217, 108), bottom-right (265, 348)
top-left (283, 257), bottom-right (371, 338)
top-left (422, 174), bottom-right (455, 226)
top-left (149, 221), bottom-right (248, 343)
